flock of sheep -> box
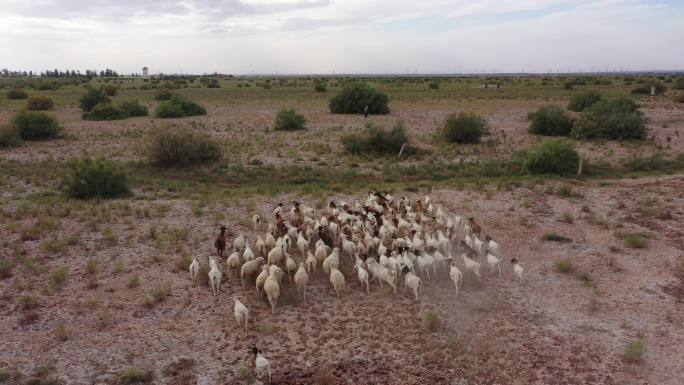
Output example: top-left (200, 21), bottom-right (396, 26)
top-left (188, 192), bottom-right (524, 383)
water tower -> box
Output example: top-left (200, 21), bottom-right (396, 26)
top-left (142, 67), bottom-right (149, 77)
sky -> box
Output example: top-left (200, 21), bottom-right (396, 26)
top-left (0, 0), bottom-right (682, 75)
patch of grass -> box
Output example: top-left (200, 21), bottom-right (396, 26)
top-left (102, 227), bottom-right (118, 246)
top-left (86, 258), bottom-right (100, 275)
top-left (542, 232), bottom-right (572, 242)
top-left (553, 258), bottom-right (576, 274)
top-left (420, 310), bottom-right (441, 332)
top-left (0, 124), bottom-right (22, 148)
top-left (623, 339), bottom-right (645, 363)
top-left (0, 258), bottom-right (14, 278)
top-left (7, 88), bottom-right (28, 99)
top-left (143, 283), bottom-right (171, 307)
top-left (155, 95), bottom-right (206, 118)
top-left (622, 232), bottom-right (650, 249)
top-left (26, 96), bottom-right (55, 111)
top-left (558, 184), bottom-right (573, 197)
top-left (50, 266), bottom-right (69, 291)
top-left (342, 121), bottom-right (412, 156)
top-left (54, 322), bottom-right (72, 341)
top-left (175, 252), bottom-right (193, 273)
top-left (258, 322), bottom-right (279, 335)
top-left (19, 295), bottom-right (41, 310)
top-left (127, 274), bottom-right (140, 289)
top-left (562, 211), bottom-right (574, 224)
top-left (237, 366), bottom-right (255, 384)
top-left (119, 367), bottom-right (154, 384)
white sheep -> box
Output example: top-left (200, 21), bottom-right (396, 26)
top-left (265, 233), bottom-right (277, 251)
top-left (226, 251), bottom-right (241, 282)
top-left (402, 266), bottom-right (422, 301)
top-left (234, 233), bottom-right (245, 253)
top-left (255, 236), bottom-right (266, 257)
top-left (208, 256), bottom-right (222, 296)
top-left (366, 258), bottom-right (397, 294)
top-left (305, 251), bottom-right (318, 274)
top-left (252, 214), bottom-right (262, 232)
top-left (267, 242), bottom-right (286, 266)
top-left (189, 257), bottom-right (199, 283)
top-left (329, 260), bottom-right (346, 297)
top-left (233, 297), bottom-right (249, 331)
top-left (240, 257), bottom-right (264, 288)
top-left (322, 248), bottom-right (340, 275)
top-left (460, 252), bottom-right (481, 280)
top-left (354, 259), bottom-right (370, 295)
top-left (286, 253), bottom-right (297, 283)
top-left (297, 231), bottom-right (308, 256)
top-left (448, 259), bottom-right (463, 297)
top-left (251, 347), bottom-right (272, 384)
top-left (486, 253), bottom-right (502, 276)
top-left (264, 268), bottom-right (280, 314)
top-left (255, 265), bottom-right (269, 298)
top-left (511, 258), bottom-right (524, 282)
top-left (315, 244), bottom-right (329, 265)
top-left (485, 235), bottom-right (501, 257)
top-left (340, 234), bottom-right (356, 261)
top-left (294, 262), bottom-right (309, 299)
top-left (243, 241), bottom-right (255, 262)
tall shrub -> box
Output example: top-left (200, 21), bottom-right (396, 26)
top-left (522, 140), bottom-right (580, 176)
top-left (79, 88), bottom-right (110, 112)
top-left (329, 83), bottom-right (389, 114)
top-left (442, 112), bottom-right (487, 143)
top-left (63, 157), bottom-right (130, 199)
top-left (527, 106), bottom-right (573, 136)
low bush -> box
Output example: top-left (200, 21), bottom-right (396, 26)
top-left (50, 266), bottom-right (69, 291)
top-left (623, 339), bottom-right (645, 363)
top-left (542, 232), bottom-right (572, 242)
top-left (522, 139), bottom-right (579, 176)
top-left (26, 96), bottom-right (55, 111)
top-left (442, 112), bottom-right (487, 143)
top-left (274, 108), bottom-right (306, 131)
top-left (568, 90), bottom-right (603, 112)
top-left (420, 310), bottom-right (441, 332)
top-left (572, 96), bottom-right (646, 140)
top-left (63, 157), bottom-right (130, 199)
top-left (79, 88), bottom-right (110, 112)
top-left (631, 79), bottom-right (665, 95)
top-left (673, 77), bottom-right (684, 90)
top-left (428, 80), bottom-right (440, 89)
top-left (155, 96), bottom-right (206, 118)
top-left (0, 124), bottom-right (22, 148)
top-left (147, 126), bottom-right (222, 167)
top-left (119, 366), bottom-right (154, 384)
top-left (155, 88), bottom-right (174, 100)
top-left (11, 110), bottom-right (61, 140)
top-left (84, 103), bottom-right (127, 120)
top-left (342, 122), bottom-right (410, 156)
top-left (527, 105), bottom-right (573, 136)
top-left (102, 84), bottom-right (118, 96)
top-left (7, 88), bottom-right (28, 99)
top-left (329, 83), bottom-right (389, 114)
top-left (118, 99), bottom-right (148, 117)
top-left (313, 82), bottom-right (327, 92)
top-left (554, 258), bottom-right (576, 274)
top-left (622, 232), bottom-right (649, 249)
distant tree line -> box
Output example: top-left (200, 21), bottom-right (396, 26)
top-left (0, 68), bottom-right (121, 78)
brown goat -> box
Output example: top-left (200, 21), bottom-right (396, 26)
top-left (214, 225), bottom-right (227, 259)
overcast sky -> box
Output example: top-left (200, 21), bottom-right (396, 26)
top-left (1, 0), bottom-right (682, 75)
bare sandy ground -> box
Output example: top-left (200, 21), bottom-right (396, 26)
top-left (1, 175), bottom-right (682, 384)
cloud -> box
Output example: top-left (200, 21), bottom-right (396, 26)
top-left (0, 0), bottom-right (681, 73)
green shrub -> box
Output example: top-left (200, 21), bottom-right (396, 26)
top-left (542, 232), bottom-right (572, 242)
top-left (102, 84), bottom-right (118, 96)
top-left (428, 80), bottom-right (440, 89)
top-left (7, 88), bottom-right (28, 99)
top-left (155, 96), bottom-right (206, 118)
top-left (26, 96), bottom-right (54, 111)
top-left (11, 110), bottom-right (61, 140)
top-left (342, 122), bottom-right (410, 156)
top-left (442, 112), bottom-right (487, 143)
top-left (84, 103), bottom-right (127, 120)
top-left (622, 232), bottom-right (649, 249)
top-left (274, 108), bottom-right (306, 131)
top-left (631, 79), bottom-right (665, 95)
top-left (572, 97), bottom-right (646, 140)
top-left (673, 77), bottom-right (684, 90)
top-left (0, 258), bottom-right (14, 278)
top-left (527, 105), bottom-right (573, 136)
top-left (522, 139), bottom-right (579, 176)
top-left (329, 83), bottom-right (389, 114)
top-left (568, 91), bottom-right (603, 112)
top-left (420, 310), bottom-right (441, 332)
top-left (50, 266), bottom-right (69, 291)
top-left (79, 88), bottom-right (110, 112)
top-left (63, 157), bottom-right (130, 199)
top-left (119, 367), bottom-right (153, 384)
top-left (118, 99), bottom-right (148, 117)
top-left (313, 82), bottom-right (327, 92)
top-left (147, 126), bottom-right (222, 167)
top-left (623, 339), bottom-right (645, 363)
top-left (554, 258), bottom-right (576, 274)
top-left (155, 88), bottom-right (174, 100)
top-left (0, 124), bottom-right (22, 148)
top-left (623, 153), bottom-right (670, 172)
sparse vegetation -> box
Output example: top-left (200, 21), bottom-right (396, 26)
top-left (342, 122), bottom-right (410, 156)
top-left (568, 91), bottom-right (603, 112)
top-left (420, 310), bottom-right (441, 332)
top-left (562, 211), bottom-right (574, 224)
top-left (274, 108), bottom-right (306, 131)
top-left (63, 157), bottom-right (130, 199)
top-left (442, 112), bottom-right (487, 143)
top-left (50, 266), bottom-right (69, 291)
top-left (102, 84), bottom-right (118, 96)
top-left (146, 126), bottom-right (222, 167)
top-left (622, 232), bottom-right (650, 249)
top-left (542, 232), bottom-right (572, 243)
top-left (7, 88), bottom-right (29, 99)
top-left (144, 283), bottom-right (172, 307)
top-left (79, 88), bottom-right (110, 112)
top-left (623, 339), bottom-right (645, 363)
top-left (155, 95), bottom-right (206, 118)
top-left (554, 258), bottom-right (576, 274)
top-left (527, 105), bottom-right (573, 136)
top-left (0, 124), bottom-right (22, 147)
top-left (572, 96), bottom-right (646, 140)
top-left (26, 96), bottom-right (55, 111)
top-left (119, 367), bottom-right (153, 384)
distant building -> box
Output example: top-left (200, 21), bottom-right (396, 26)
top-left (142, 67), bottom-right (149, 77)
